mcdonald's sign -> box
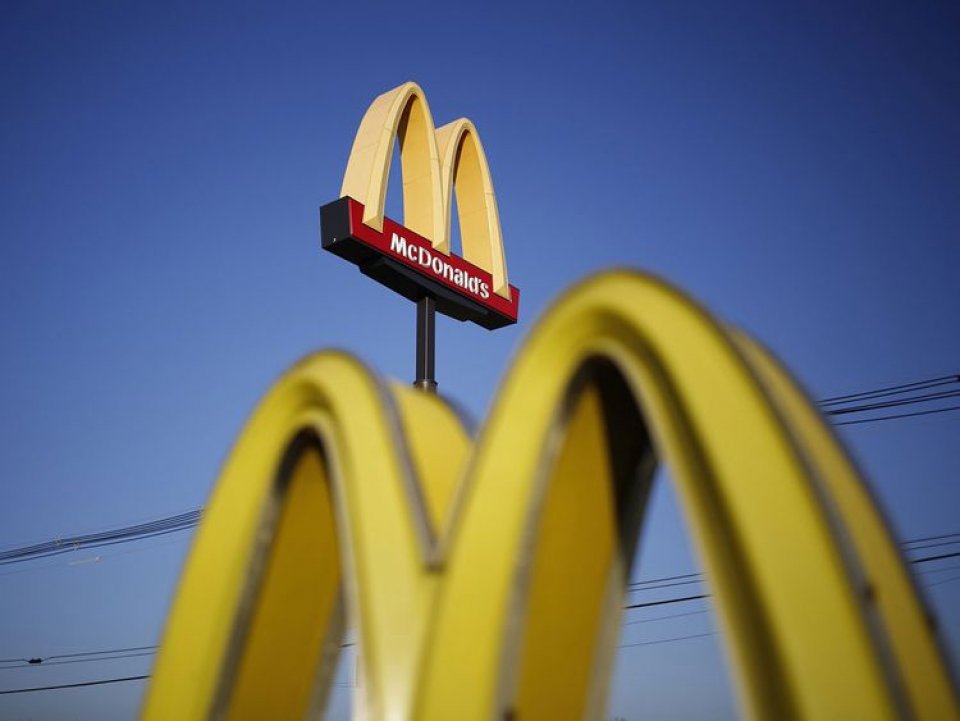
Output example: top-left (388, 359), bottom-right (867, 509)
top-left (142, 85), bottom-right (959, 720)
top-left (320, 82), bottom-right (519, 329)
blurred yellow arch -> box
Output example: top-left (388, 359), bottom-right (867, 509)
top-left (340, 82), bottom-right (511, 299)
top-left (142, 271), bottom-right (958, 721)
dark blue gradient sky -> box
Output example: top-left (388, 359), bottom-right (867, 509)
top-left (2, 1), bottom-right (958, 718)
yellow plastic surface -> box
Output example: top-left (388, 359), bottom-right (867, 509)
top-left (418, 271), bottom-right (902, 721)
top-left (224, 445), bottom-right (341, 720)
top-left (511, 384), bottom-right (621, 719)
top-left (141, 354), bottom-right (469, 720)
top-left (435, 118), bottom-right (510, 299)
top-left (733, 332), bottom-right (959, 720)
top-left (143, 272), bottom-right (958, 721)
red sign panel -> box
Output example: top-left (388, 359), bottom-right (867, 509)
top-left (320, 197), bottom-right (520, 330)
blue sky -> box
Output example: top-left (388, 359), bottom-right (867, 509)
top-left (1, 1), bottom-right (958, 718)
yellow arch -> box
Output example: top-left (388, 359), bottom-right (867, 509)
top-left (732, 332), bottom-right (958, 720)
top-left (417, 271), bottom-right (955, 720)
top-left (340, 82), bottom-right (445, 243)
top-left (143, 272), bottom-right (958, 721)
top-left (141, 353), bottom-right (470, 720)
top-left (436, 119), bottom-right (510, 299)
top-left (340, 82), bottom-right (512, 297)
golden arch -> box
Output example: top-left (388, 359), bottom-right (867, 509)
top-left (142, 272), bottom-right (958, 721)
top-left (340, 82), bottom-right (511, 299)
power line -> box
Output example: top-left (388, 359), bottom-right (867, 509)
top-left (620, 538), bottom-right (960, 604)
top-left (817, 373), bottom-right (960, 426)
top-left (622, 609), bottom-right (709, 626)
top-left (621, 552), bottom-right (955, 613)
top-left (0, 652), bottom-right (156, 670)
top-left (817, 372), bottom-right (960, 425)
top-left (0, 509), bottom-right (201, 567)
top-left (626, 574), bottom-right (960, 652)
top-left (902, 531), bottom-right (960, 545)
top-left (833, 405), bottom-right (960, 427)
top-left (46, 644), bottom-right (157, 661)
top-left (2, 634), bottom-right (719, 696)
top-left (0, 641), bottom-right (361, 672)
top-left (824, 390), bottom-right (960, 417)
top-left (911, 551), bottom-right (960, 565)
top-left (619, 631), bottom-right (714, 649)
top-left (3, 515), bottom-right (950, 592)
top-left (0, 374), bottom-right (956, 566)
top-left (904, 533), bottom-right (960, 546)
top-left (627, 574), bottom-right (703, 593)
top-left (2, 502), bottom-right (948, 588)
top-left (900, 539), bottom-right (960, 552)
top-left (0, 363), bottom-right (952, 697)
top-left (624, 594), bottom-right (709, 610)
top-left (818, 374), bottom-right (959, 406)
top-left (0, 648), bottom-right (157, 670)
top-left (628, 571), bottom-right (702, 586)
top-left (0, 675), bottom-right (149, 695)
top-left (0, 630), bottom-right (717, 696)
top-left (4, 552), bottom-right (954, 691)
top-left (622, 530), bottom-right (960, 590)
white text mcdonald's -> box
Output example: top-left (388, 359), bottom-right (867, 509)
top-left (321, 196), bottom-right (519, 328)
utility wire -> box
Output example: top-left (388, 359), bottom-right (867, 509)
top-left (900, 539), bottom-right (960, 552)
top-left (0, 376), bottom-right (957, 566)
top-left (0, 628), bottom-right (719, 696)
top-left (0, 644), bottom-right (156, 666)
top-left (824, 390), bottom-right (960, 417)
top-left (903, 531), bottom-right (960, 545)
top-left (819, 373), bottom-right (960, 425)
top-left (624, 594), bottom-right (709, 610)
top-left (833, 405), bottom-right (960, 427)
top-left (0, 641), bottom-right (359, 671)
top-left (627, 574), bottom-right (703, 593)
top-left (0, 631), bottom-right (719, 695)
top-left (621, 556), bottom-right (954, 613)
top-left (627, 571), bottom-right (702, 586)
top-left (911, 551), bottom-right (960, 565)
top-left (45, 644), bottom-right (157, 661)
top-left (624, 530), bottom-right (960, 590)
top-left (619, 631), bottom-right (715, 649)
top-left (4, 550), bottom-right (955, 692)
top-left (621, 538), bottom-right (960, 602)
top-left (1, 499), bottom-right (953, 588)
top-left (0, 649), bottom-right (157, 670)
top-left (0, 510), bottom-right (201, 567)
top-left (0, 651), bottom-right (156, 671)
top-left (0, 675), bottom-right (149, 695)
top-left (0, 626), bottom-right (719, 695)
top-left (0, 374), bottom-right (954, 697)
top-left (819, 375), bottom-right (959, 406)
top-left (622, 609), bottom-right (709, 626)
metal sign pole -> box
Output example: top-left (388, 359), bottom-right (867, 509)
top-left (414, 295), bottom-right (438, 393)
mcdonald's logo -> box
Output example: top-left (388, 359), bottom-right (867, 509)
top-left (142, 84), bottom-right (957, 720)
top-left (142, 269), bottom-right (958, 720)
top-left (320, 82), bottom-right (519, 330)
